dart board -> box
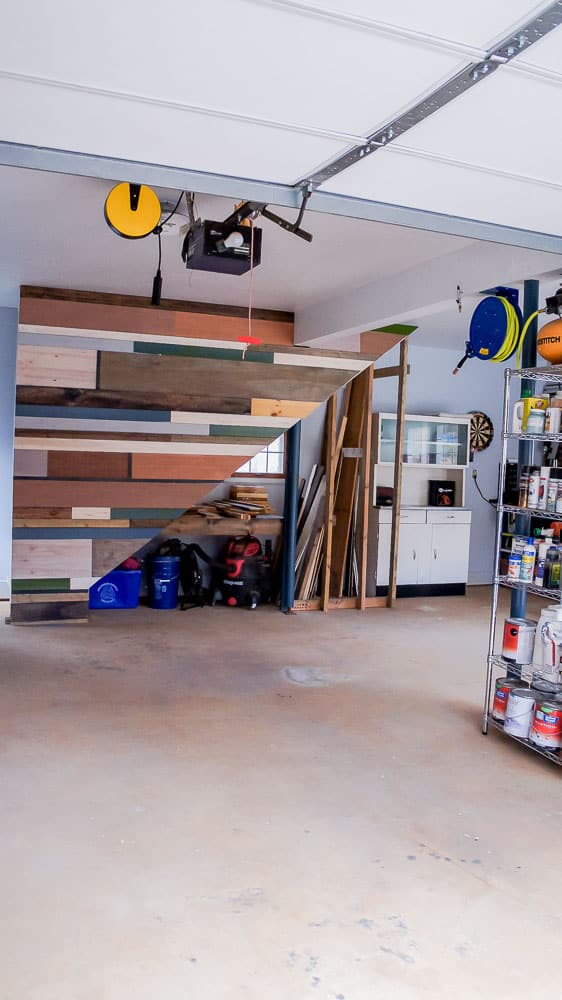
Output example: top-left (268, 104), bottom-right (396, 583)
top-left (469, 411), bottom-right (494, 453)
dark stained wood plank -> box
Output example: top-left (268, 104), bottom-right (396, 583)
top-left (13, 480), bottom-right (219, 508)
top-left (13, 507), bottom-right (73, 520)
top-left (47, 451), bottom-right (130, 480)
top-left (10, 599), bottom-right (89, 624)
top-left (20, 286), bottom-right (294, 324)
top-left (16, 386), bottom-right (252, 414)
top-left (321, 394), bottom-right (336, 612)
top-left (98, 352), bottom-right (354, 403)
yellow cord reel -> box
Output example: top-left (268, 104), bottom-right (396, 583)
top-left (454, 289), bottom-right (540, 374)
top-left (104, 182), bottom-right (162, 239)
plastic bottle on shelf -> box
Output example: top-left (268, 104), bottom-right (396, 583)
top-left (520, 539), bottom-right (537, 583)
top-left (544, 546), bottom-right (561, 590)
top-left (508, 552), bottom-right (522, 579)
top-left (535, 542), bottom-right (548, 587)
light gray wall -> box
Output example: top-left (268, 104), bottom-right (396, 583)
top-left (0, 307), bottom-right (18, 600)
top-left (372, 342), bottom-right (504, 585)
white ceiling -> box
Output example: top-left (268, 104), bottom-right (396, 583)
top-left (1, 0), bottom-right (561, 238)
top-left (0, 165), bottom-right (472, 311)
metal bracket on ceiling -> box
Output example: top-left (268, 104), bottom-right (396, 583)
top-left (300, 1), bottom-right (562, 190)
top-left (223, 185), bottom-right (313, 242)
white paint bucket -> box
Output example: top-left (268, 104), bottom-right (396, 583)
top-left (530, 700), bottom-right (562, 750)
top-left (504, 688), bottom-right (536, 738)
top-left (502, 617), bottom-right (537, 665)
top-left (532, 606), bottom-right (560, 668)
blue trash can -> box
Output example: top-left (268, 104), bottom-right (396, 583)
top-left (89, 569), bottom-right (142, 609)
top-left (149, 555), bottom-right (180, 610)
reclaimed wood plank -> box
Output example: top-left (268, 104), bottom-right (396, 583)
top-left (13, 520), bottom-right (130, 529)
top-left (10, 599), bottom-right (89, 624)
top-left (14, 480), bottom-right (216, 508)
top-left (72, 507), bottom-right (111, 519)
top-left (13, 507), bottom-right (72, 520)
top-left (18, 437), bottom-right (257, 455)
top-left (131, 454), bottom-right (253, 481)
top-left (98, 352), bottom-right (351, 402)
top-left (16, 386), bottom-right (252, 414)
top-left (47, 451), bottom-right (130, 480)
top-left (13, 450), bottom-right (48, 477)
top-left (330, 372), bottom-right (368, 597)
top-left (16, 345), bottom-right (97, 388)
top-left (251, 399), bottom-right (318, 419)
top-left (12, 539), bottom-right (92, 579)
top-left (92, 539), bottom-right (149, 577)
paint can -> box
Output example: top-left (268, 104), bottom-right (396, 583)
top-left (504, 688), bottom-right (536, 738)
top-left (501, 617), bottom-right (537, 665)
top-left (531, 673), bottom-right (562, 696)
top-left (492, 677), bottom-right (522, 721)
top-left (529, 700), bottom-right (562, 750)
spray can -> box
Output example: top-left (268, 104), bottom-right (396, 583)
top-left (528, 467), bottom-right (541, 508)
top-left (520, 539), bottom-right (536, 583)
top-left (547, 470), bottom-right (561, 513)
top-left (538, 467), bottom-right (550, 511)
top-left (535, 542), bottom-right (548, 587)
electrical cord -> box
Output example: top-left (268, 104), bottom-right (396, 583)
top-left (150, 191), bottom-right (185, 305)
top-left (472, 467), bottom-right (497, 508)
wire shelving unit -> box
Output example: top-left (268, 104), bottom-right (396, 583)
top-left (483, 365), bottom-right (562, 766)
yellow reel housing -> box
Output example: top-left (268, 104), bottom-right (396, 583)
top-left (104, 182), bottom-right (161, 239)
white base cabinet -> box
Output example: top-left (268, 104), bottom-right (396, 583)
top-left (374, 507), bottom-right (471, 591)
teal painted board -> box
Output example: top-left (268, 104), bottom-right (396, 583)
top-left (242, 350), bottom-right (274, 364)
top-left (134, 342), bottom-right (241, 361)
top-left (210, 425), bottom-right (275, 438)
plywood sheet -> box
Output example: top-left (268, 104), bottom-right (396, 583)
top-left (13, 480), bottom-right (217, 508)
top-left (251, 399), bottom-right (319, 419)
top-left (12, 539), bottom-right (92, 579)
top-left (16, 345), bottom-right (97, 388)
top-left (47, 451), bottom-right (130, 480)
top-left (131, 454), bottom-right (253, 481)
top-left (13, 450), bottom-right (48, 477)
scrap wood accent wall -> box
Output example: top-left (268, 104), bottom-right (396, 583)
top-left (11, 289), bottom-right (396, 624)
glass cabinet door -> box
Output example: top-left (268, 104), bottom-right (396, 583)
top-left (379, 417), bottom-right (468, 466)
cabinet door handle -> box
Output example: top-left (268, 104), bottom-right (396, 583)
top-left (413, 549), bottom-right (416, 560)
top-left (433, 548), bottom-right (437, 559)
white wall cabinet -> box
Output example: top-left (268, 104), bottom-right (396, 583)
top-left (374, 507), bottom-right (471, 591)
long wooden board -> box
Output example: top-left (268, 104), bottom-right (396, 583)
top-left (131, 454), bottom-right (253, 481)
top-left (14, 480), bottom-right (216, 508)
top-left (47, 452), bottom-right (130, 480)
top-left (98, 352), bottom-right (352, 402)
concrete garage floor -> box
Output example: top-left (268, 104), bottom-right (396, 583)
top-left (1, 588), bottom-right (560, 1000)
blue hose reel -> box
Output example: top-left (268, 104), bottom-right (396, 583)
top-left (454, 287), bottom-right (523, 374)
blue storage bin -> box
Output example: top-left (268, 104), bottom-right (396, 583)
top-left (89, 569), bottom-right (142, 609)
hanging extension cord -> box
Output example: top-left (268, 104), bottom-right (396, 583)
top-left (472, 467), bottom-right (497, 508)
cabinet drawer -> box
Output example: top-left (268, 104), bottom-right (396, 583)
top-left (426, 508), bottom-right (472, 525)
top-left (377, 508), bottom-right (427, 525)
